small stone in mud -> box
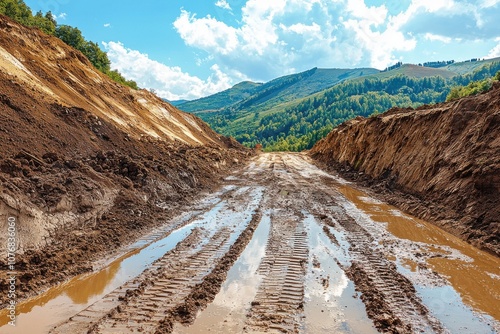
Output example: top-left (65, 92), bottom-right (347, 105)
top-left (312, 256), bottom-right (321, 268)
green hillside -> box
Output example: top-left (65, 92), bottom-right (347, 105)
top-left (365, 64), bottom-right (457, 79)
top-left (444, 57), bottom-right (500, 74)
top-left (178, 67), bottom-right (379, 114)
top-left (178, 81), bottom-right (262, 112)
top-left (195, 60), bottom-right (500, 152)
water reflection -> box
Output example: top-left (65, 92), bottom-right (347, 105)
top-left (336, 184), bottom-right (500, 323)
top-left (304, 213), bottom-right (377, 334)
top-left (175, 213), bottom-right (271, 333)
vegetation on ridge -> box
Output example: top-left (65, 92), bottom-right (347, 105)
top-left (0, 0), bottom-right (138, 89)
top-left (446, 70), bottom-right (500, 101)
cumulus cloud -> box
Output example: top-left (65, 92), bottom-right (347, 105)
top-left (481, 0), bottom-right (500, 8)
top-left (397, 0), bottom-right (500, 39)
top-left (174, 10), bottom-right (239, 55)
top-left (103, 42), bottom-right (234, 100)
top-left (486, 38), bottom-right (500, 58)
top-left (107, 0), bottom-right (500, 100)
top-left (174, 0), bottom-right (365, 79)
top-left (215, 0), bottom-right (232, 10)
top-left (173, 0), bottom-right (421, 76)
top-left (342, 1), bottom-right (416, 69)
top-left (424, 33), bottom-right (452, 43)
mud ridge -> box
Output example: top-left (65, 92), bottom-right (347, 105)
top-left (306, 183), bottom-right (446, 333)
top-left (157, 211), bottom-right (263, 333)
top-left (244, 210), bottom-right (309, 333)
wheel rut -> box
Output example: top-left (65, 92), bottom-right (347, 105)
top-left (311, 188), bottom-right (447, 334)
top-left (245, 214), bottom-right (308, 334)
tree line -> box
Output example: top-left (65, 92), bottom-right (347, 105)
top-left (447, 70), bottom-right (500, 101)
top-left (0, 0), bottom-right (138, 89)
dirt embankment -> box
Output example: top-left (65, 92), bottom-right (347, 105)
top-left (311, 84), bottom-right (500, 256)
top-left (0, 15), bottom-right (251, 305)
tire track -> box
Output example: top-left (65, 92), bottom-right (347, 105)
top-left (245, 211), bottom-right (309, 334)
top-left (40, 153), bottom-right (498, 334)
top-left (51, 186), bottom-right (264, 334)
top-left (323, 199), bottom-right (446, 333)
top-left (50, 227), bottom-right (205, 334)
top-left (92, 228), bottom-right (233, 333)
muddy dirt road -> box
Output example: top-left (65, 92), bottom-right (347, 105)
top-left (1, 153), bottom-right (499, 333)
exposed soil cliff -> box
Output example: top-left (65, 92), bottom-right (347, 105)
top-left (311, 84), bottom-right (500, 256)
top-left (0, 15), bottom-right (250, 303)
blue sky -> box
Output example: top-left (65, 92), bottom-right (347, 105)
top-left (24, 0), bottom-right (500, 100)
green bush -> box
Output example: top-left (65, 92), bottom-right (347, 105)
top-left (446, 79), bottom-right (492, 101)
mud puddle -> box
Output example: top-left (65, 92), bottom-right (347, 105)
top-left (0, 212), bottom-right (209, 334)
top-left (303, 212), bottom-right (377, 334)
top-left (0, 186), bottom-right (256, 334)
top-left (409, 269), bottom-right (496, 333)
top-left (174, 211), bottom-right (271, 333)
top-left (336, 183), bottom-right (500, 331)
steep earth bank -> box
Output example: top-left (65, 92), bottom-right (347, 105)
top-left (311, 84), bottom-right (500, 256)
top-left (0, 15), bottom-right (251, 306)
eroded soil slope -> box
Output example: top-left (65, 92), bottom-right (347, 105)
top-left (0, 15), bottom-right (250, 305)
top-left (311, 84), bottom-right (500, 255)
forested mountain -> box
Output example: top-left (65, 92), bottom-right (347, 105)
top-left (194, 59), bottom-right (500, 151)
top-left (177, 67), bottom-right (379, 114)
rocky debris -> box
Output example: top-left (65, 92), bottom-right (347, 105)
top-left (311, 84), bottom-right (500, 256)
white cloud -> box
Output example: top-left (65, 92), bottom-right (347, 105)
top-left (113, 0), bottom-right (499, 100)
top-left (281, 22), bottom-right (321, 35)
top-left (486, 38), bottom-right (500, 58)
top-left (173, 0), bottom-right (440, 77)
top-left (104, 23), bottom-right (111, 28)
top-left (343, 17), bottom-right (416, 69)
top-left (396, 0), bottom-right (500, 39)
top-left (215, 0), bottom-right (231, 10)
top-left (341, 1), bottom-right (416, 69)
top-left (173, 0), bottom-right (362, 80)
top-left (424, 33), bottom-right (452, 43)
top-left (173, 10), bottom-right (239, 55)
top-left (103, 42), bottom-right (234, 100)
top-left (481, 0), bottom-right (500, 8)
top-left (57, 12), bottom-right (67, 20)
top-left (345, 0), bottom-right (388, 26)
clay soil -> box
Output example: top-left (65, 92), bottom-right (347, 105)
top-left (310, 85), bottom-right (500, 256)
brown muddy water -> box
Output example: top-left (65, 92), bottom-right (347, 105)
top-left (338, 184), bottom-right (500, 332)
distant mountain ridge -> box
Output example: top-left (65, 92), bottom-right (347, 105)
top-left (177, 67), bottom-right (379, 114)
top-left (178, 81), bottom-right (262, 112)
top-left (165, 99), bottom-right (190, 106)
top-left (179, 57), bottom-right (500, 151)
